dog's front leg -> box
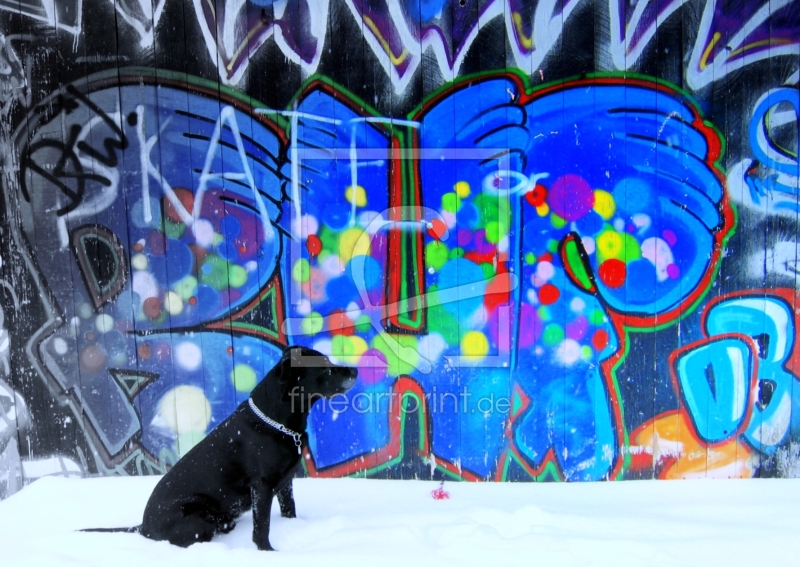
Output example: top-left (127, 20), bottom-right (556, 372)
top-left (251, 484), bottom-right (275, 551)
top-left (277, 482), bottom-right (296, 518)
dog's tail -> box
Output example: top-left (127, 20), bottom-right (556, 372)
top-left (80, 526), bottom-right (141, 534)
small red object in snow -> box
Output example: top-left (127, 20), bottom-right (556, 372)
top-left (431, 482), bottom-right (450, 500)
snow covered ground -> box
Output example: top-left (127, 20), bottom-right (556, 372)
top-left (1, 476), bottom-right (799, 567)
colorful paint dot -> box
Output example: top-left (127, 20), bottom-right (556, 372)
top-left (592, 329), bottom-right (609, 351)
top-left (461, 331), bottom-right (490, 358)
top-left (427, 219), bottom-right (448, 240)
top-left (301, 312), bottom-right (324, 336)
top-left (441, 192), bottom-right (462, 213)
top-left (525, 184), bottom-right (548, 207)
top-left (538, 283), bottom-right (560, 305)
top-left (425, 241), bottom-right (449, 271)
top-left (231, 364), bottom-right (257, 393)
top-left (550, 214), bottom-right (567, 229)
top-left (306, 234), bottom-right (323, 257)
top-left (228, 264), bottom-right (248, 288)
top-left (338, 228), bottom-right (370, 262)
top-left (345, 185), bottom-right (367, 207)
top-left (163, 291), bottom-right (184, 315)
top-left (292, 259), bottom-right (311, 283)
top-left (593, 190), bottom-right (616, 220)
top-left (131, 253), bottom-right (148, 271)
top-left (328, 310), bottom-right (355, 336)
top-left (589, 309), bottom-right (606, 325)
top-left (667, 263), bottom-right (680, 279)
top-left (525, 252), bottom-right (536, 265)
top-left (143, 297), bottom-right (162, 320)
top-left (536, 203), bottom-right (549, 217)
top-left (662, 229), bottom-right (678, 247)
top-left (542, 324), bottom-right (565, 345)
top-left (454, 181), bottom-right (471, 198)
top-left (549, 174), bottom-right (595, 221)
top-left (598, 259), bottom-right (627, 288)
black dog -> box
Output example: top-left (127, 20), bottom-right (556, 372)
top-left (83, 346), bottom-right (357, 550)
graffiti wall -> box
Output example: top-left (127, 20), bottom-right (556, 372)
top-left (0, 0), bottom-right (799, 495)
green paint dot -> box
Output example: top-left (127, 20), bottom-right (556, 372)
top-left (550, 214), bottom-right (567, 229)
top-left (480, 262), bottom-right (495, 279)
top-left (318, 226), bottom-right (339, 255)
top-left (372, 333), bottom-right (419, 376)
top-left (228, 264), bottom-right (248, 288)
top-left (622, 233), bottom-right (642, 263)
top-left (589, 309), bottom-right (606, 325)
top-left (331, 334), bottom-right (355, 357)
top-left (301, 312), bottom-right (324, 335)
top-left (542, 323), bottom-right (564, 346)
top-left (173, 276), bottom-right (198, 300)
top-left (547, 239), bottom-right (559, 253)
top-left (231, 364), bottom-right (257, 393)
top-left (427, 303), bottom-right (459, 344)
top-left (212, 233), bottom-right (224, 246)
top-left (199, 255), bottom-right (230, 290)
top-left (537, 305), bottom-right (551, 322)
top-left (441, 192), bottom-right (462, 213)
top-left (449, 247), bottom-right (465, 259)
top-left (580, 346), bottom-right (594, 362)
top-left (164, 220), bottom-right (186, 239)
top-left (425, 241), bottom-right (449, 270)
top-left (484, 220), bottom-right (509, 244)
top-left (525, 252), bottom-right (537, 265)
top-left (292, 259), bottom-right (311, 283)
top-left (355, 314), bottom-right (372, 333)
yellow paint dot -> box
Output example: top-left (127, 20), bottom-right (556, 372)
top-left (345, 185), bottom-right (367, 207)
top-left (461, 331), bottom-right (490, 359)
top-left (593, 190), bottom-right (616, 220)
top-left (338, 228), bottom-right (371, 263)
top-left (455, 181), bottom-right (471, 198)
top-left (596, 230), bottom-right (624, 262)
top-left (536, 203), bottom-right (550, 217)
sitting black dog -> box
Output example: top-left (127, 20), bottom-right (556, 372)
top-left (84, 346), bottom-right (357, 550)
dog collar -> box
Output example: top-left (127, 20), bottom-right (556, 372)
top-left (247, 398), bottom-right (303, 454)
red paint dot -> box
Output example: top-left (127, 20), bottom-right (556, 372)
top-left (306, 234), bottom-right (322, 257)
top-left (539, 252), bottom-right (553, 263)
top-left (538, 283), bottom-right (560, 305)
top-left (427, 219), bottom-right (447, 241)
top-left (598, 259), bottom-right (627, 288)
top-left (188, 296), bottom-right (198, 306)
top-left (327, 309), bottom-right (355, 336)
top-left (137, 343), bottom-right (152, 361)
top-left (227, 346), bottom-right (234, 356)
top-left (164, 187), bottom-right (194, 223)
top-left (592, 329), bottom-right (609, 351)
top-left (525, 184), bottom-right (548, 207)
top-left (143, 297), bottom-right (163, 320)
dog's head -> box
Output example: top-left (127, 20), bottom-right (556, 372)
top-left (278, 346), bottom-right (357, 406)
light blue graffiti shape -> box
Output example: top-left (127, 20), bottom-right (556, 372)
top-left (700, 296), bottom-right (800, 455)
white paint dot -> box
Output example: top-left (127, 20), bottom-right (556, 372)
top-left (175, 341), bottom-right (202, 371)
top-left (157, 385), bottom-right (211, 433)
top-left (536, 261), bottom-right (555, 281)
top-left (164, 291), bottom-right (184, 315)
top-left (131, 253), bottom-right (148, 271)
top-left (193, 219), bottom-right (215, 248)
top-left (570, 297), bottom-right (586, 313)
top-left (77, 303), bottom-right (93, 320)
top-left (52, 337), bottom-right (69, 355)
top-left (581, 236), bottom-right (595, 255)
top-left (554, 339), bottom-right (582, 366)
top-left (95, 314), bottom-right (114, 333)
